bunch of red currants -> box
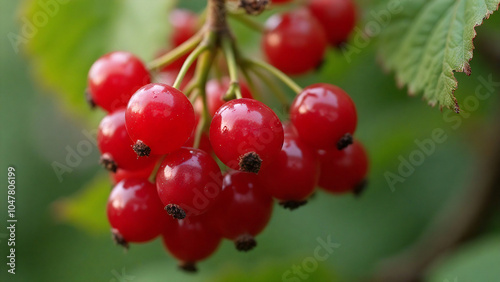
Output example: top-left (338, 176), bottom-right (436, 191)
top-left (87, 0), bottom-right (367, 272)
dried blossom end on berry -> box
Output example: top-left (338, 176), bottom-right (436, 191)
top-left (239, 151), bottom-right (262, 173)
top-left (165, 204), bottom-right (187, 219)
top-left (235, 233), bottom-right (257, 251)
top-left (133, 140), bottom-right (151, 157)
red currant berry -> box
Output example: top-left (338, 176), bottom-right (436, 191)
top-left (262, 9), bottom-right (327, 75)
top-left (107, 178), bottom-right (170, 247)
top-left (282, 121), bottom-right (299, 137)
top-left (162, 214), bottom-right (221, 272)
top-left (170, 9), bottom-right (199, 47)
top-left (88, 51), bottom-right (150, 112)
top-left (183, 131), bottom-right (213, 155)
top-left (156, 148), bottom-right (223, 219)
top-left (111, 164), bottom-right (155, 185)
top-left (125, 83), bottom-right (195, 156)
top-left (98, 109), bottom-right (159, 172)
top-left (210, 98), bottom-right (284, 173)
top-left (308, 0), bottom-right (357, 46)
top-left (259, 134), bottom-right (319, 210)
top-left (209, 171), bottom-right (273, 251)
top-left (206, 77), bottom-right (253, 117)
top-left (290, 83), bottom-right (357, 150)
top-left (318, 140), bottom-right (369, 195)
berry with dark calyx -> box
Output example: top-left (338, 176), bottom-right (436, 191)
top-left (208, 171), bottom-right (273, 251)
top-left (210, 98), bottom-right (284, 173)
top-left (84, 88), bottom-right (96, 109)
top-left (318, 140), bottom-right (369, 194)
top-left (262, 9), bottom-right (327, 75)
top-left (279, 200), bottom-right (308, 210)
top-left (308, 0), bottom-right (357, 47)
top-left (206, 77), bottom-right (253, 117)
top-left (170, 9), bottom-right (199, 47)
top-left (88, 51), bottom-right (150, 112)
top-left (259, 134), bottom-right (319, 210)
top-left (107, 178), bottom-right (170, 247)
top-left (165, 204), bottom-right (187, 220)
top-left (97, 109), bottom-right (159, 171)
top-left (290, 83), bottom-right (357, 150)
top-left (162, 214), bottom-right (222, 272)
top-left (100, 153), bottom-right (118, 173)
top-left (156, 148), bottom-right (223, 219)
top-left (337, 133), bottom-right (354, 150)
top-left (125, 83), bottom-right (195, 155)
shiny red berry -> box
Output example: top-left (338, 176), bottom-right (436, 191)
top-left (209, 171), bottom-right (273, 251)
top-left (210, 98), bottom-right (284, 173)
top-left (170, 9), bottom-right (199, 47)
top-left (290, 83), bottom-right (357, 150)
top-left (88, 51), bottom-right (150, 112)
top-left (308, 0), bottom-right (357, 46)
top-left (125, 83), bottom-right (195, 156)
top-left (206, 77), bottom-right (253, 117)
top-left (262, 9), bottom-right (327, 75)
top-left (98, 109), bottom-right (159, 172)
top-left (259, 134), bottom-right (319, 209)
top-left (107, 178), bottom-right (169, 247)
top-left (156, 148), bottom-right (223, 219)
top-left (111, 164), bottom-right (155, 185)
top-left (162, 214), bottom-right (221, 272)
top-left (318, 140), bottom-right (369, 194)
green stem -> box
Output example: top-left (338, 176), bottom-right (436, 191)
top-left (148, 155), bottom-right (166, 184)
top-left (228, 12), bottom-right (266, 33)
top-left (193, 116), bottom-right (206, 149)
top-left (244, 58), bottom-right (303, 94)
top-left (222, 36), bottom-right (243, 100)
top-left (193, 31), bottom-right (216, 121)
top-left (249, 66), bottom-right (290, 107)
top-left (239, 65), bottom-right (262, 101)
top-left (189, 89), bottom-right (200, 104)
top-left (147, 31), bottom-right (204, 71)
top-left (173, 44), bottom-right (209, 89)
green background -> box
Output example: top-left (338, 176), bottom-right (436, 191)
top-left (1, 0), bottom-right (500, 281)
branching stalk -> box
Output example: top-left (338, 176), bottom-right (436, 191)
top-left (243, 58), bottom-right (303, 94)
top-left (222, 37), bottom-right (243, 100)
top-left (147, 31), bottom-right (204, 71)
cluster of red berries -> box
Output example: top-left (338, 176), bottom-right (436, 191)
top-left (86, 1), bottom-right (367, 272)
top-left (263, 0), bottom-right (357, 75)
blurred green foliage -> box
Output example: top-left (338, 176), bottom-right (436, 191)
top-left (1, 0), bottom-right (500, 281)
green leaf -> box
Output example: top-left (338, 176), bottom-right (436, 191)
top-left (22, 0), bottom-right (176, 120)
top-left (377, 0), bottom-right (500, 112)
top-left (427, 236), bottom-right (500, 281)
top-left (52, 174), bottom-right (111, 234)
